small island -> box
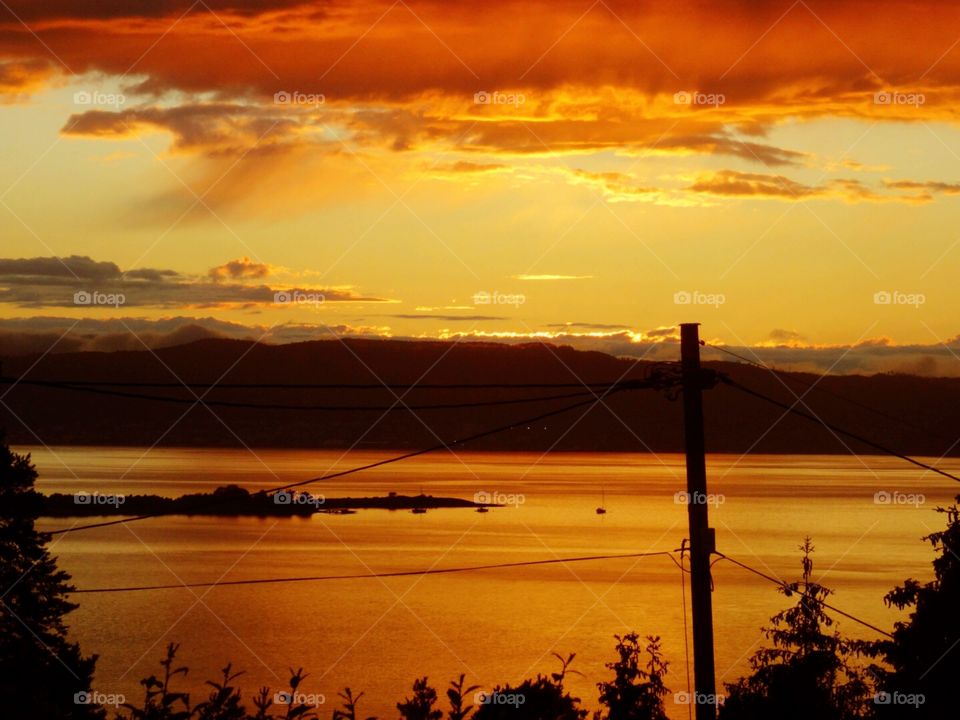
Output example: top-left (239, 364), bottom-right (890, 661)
top-left (38, 484), bottom-right (498, 518)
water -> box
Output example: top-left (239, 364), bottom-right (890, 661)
top-left (21, 446), bottom-right (959, 718)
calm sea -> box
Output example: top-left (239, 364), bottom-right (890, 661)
top-left (22, 447), bottom-right (959, 719)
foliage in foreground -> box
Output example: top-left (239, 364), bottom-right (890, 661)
top-left (110, 642), bottom-right (671, 720)
top-left (720, 538), bottom-right (872, 720)
top-left (0, 433), bottom-right (103, 720)
top-left (866, 500), bottom-right (960, 719)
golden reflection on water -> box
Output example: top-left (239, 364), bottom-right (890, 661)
top-left (27, 447), bottom-right (958, 719)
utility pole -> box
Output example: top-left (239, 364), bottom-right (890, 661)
top-left (680, 323), bottom-right (718, 720)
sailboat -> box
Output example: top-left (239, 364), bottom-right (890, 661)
top-left (596, 487), bottom-right (607, 515)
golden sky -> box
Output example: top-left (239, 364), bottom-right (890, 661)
top-left (2, 0), bottom-right (960, 373)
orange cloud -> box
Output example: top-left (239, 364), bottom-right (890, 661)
top-left (0, 58), bottom-right (55, 99)
top-left (3, 1), bottom-right (960, 114)
top-left (8, 0), bottom-right (960, 216)
top-left (208, 257), bottom-right (271, 281)
top-left (686, 169), bottom-right (933, 202)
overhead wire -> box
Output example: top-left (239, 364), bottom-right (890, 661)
top-left (721, 375), bottom-right (960, 484)
top-left (65, 545), bottom-right (899, 646)
top-left (0, 379), bottom-right (607, 413)
top-left (69, 549), bottom-right (681, 594)
top-left (713, 553), bottom-right (894, 638)
top-left (702, 343), bottom-right (952, 443)
top-left (46, 382), bottom-right (650, 535)
top-left (0, 377), bottom-right (651, 391)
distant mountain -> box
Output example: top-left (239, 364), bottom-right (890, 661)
top-left (1, 338), bottom-right (958, 455)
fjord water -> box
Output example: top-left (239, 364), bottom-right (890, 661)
top-left (26, 447), bottom-right (958, 719)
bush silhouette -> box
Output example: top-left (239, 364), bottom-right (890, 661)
top-left (116, 645), bottom-right (320, 720)
top-left (472, 653), bottom-right (587, 720)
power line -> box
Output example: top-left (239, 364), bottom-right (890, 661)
top-left (712, 553), bottom-right (894, 639)
top-left (2, 378), bottom-right (611, 412)
top-left (68, 549), bottom-right (681, 594)
top-left (0, 377), bottom-right (650, 391)
top-left (46, 383), bottom-right (651, 536)
top-left (703, 343), bottom-right (951, 443)
top-left (721, 376), bottom-right (960, 484)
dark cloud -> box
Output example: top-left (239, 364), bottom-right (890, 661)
top-left (388, 314), bottom-right (505, 321)
top-left (656, 135), bottom-right (808, 167)
top-left (62, 104), bottom-right (302, 155)
top-left (0, 255), bottom-right (124, 281)
top-left (0, 255), bottom-right (392, 307)
top-left (0, 1), bottom-right (312, 22)
top-left (125, 267), bottom-right (180, 281)
top-left (687, 171), bottom-right (900, 202)
top-left (688, 170), bottom-right (819, 198)
top-left (883, 179), bottom-right (960, 200)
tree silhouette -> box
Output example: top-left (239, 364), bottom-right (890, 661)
top-left (867, 497), bottom-right (960, 719)
top-left (0, 431), bottom-right (103, 719)
top-left (720, 538), bottom-right (871, 720)
top-left (596, 634), bottom-right (669, 720)
top-left (397, 677), bottom-right (442, 720)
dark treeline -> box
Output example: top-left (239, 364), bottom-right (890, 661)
top-left (2, 434), bottom-right (958, 720)
top-left (4, 337), bottom-right (960, 456)
top-left (38, 486), bottom-right (486, 518)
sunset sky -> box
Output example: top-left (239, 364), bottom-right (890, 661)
top-left (3, 0), bottom-right (960, 374)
